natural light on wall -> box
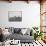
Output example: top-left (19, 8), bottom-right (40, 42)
top-left (0, 1), bottom-right (40, 28)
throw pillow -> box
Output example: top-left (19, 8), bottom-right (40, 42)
top-left (14, 28), bottom-right (21, 33)
top-left (21, 29), bottom-right (27, 35)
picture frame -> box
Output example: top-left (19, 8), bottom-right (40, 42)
top-left (8, 11), bottom-right (22, 22)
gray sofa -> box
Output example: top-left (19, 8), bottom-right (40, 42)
top-left (9, 33), bottom-right (34, 43)
top-left (3, 27), bottom-right (34, 43)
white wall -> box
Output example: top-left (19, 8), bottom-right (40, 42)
top-left (0, 1), bottom-right (40, 28)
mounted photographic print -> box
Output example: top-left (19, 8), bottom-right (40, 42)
top-left (8, 11), bottom-right (22, 22)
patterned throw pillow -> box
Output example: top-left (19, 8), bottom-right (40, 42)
top-left (8, 27), bottom-right (14, 34)
top-left (21, 29), bottom-right (27, 35)
top-left (14, 28), bottom-right (21, 34)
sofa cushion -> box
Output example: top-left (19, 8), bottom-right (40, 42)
top-left (8, 27), bottom-right (14, 34)
top-left (14, 28), bottom-right (21, 33)
top-left (21, 29), bottom-right (27, 35)
top-left (9, 33), bottom-right (34, 43)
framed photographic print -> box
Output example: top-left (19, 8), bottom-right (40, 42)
top-left (8, 11), bottom-right (22, 22)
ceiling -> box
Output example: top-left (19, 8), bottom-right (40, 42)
top-left (0, 0), bottom-right (40, 1)
top-left (0, 0), bottom-right (45, 4)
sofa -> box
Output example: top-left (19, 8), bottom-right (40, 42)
top-left (3, 27), bottom-right (34, 43)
